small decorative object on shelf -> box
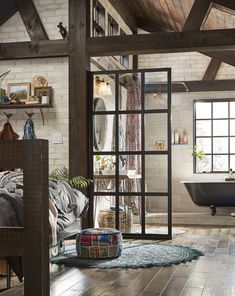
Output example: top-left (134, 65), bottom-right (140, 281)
top-left (34, 86), bottom-right (52, 105)
top-left (156, 140), bottom-right (165, 151)
top-left (172, 129), bottom-right (188, 144)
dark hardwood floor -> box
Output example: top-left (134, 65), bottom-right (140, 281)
top-left (1, 227), bottom-right (235, 295)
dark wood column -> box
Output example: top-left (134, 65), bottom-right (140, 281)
top-left (69, 0), bottom-right (90, 179)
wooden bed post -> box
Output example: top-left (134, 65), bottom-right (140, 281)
top-left (23, 140), bottom-right (49, 296)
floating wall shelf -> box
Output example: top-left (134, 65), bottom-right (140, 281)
top-left (0, 104), bottom-right (52, 109)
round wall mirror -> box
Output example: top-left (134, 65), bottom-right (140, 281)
top-left (94, 97), bottom-right (107, 151)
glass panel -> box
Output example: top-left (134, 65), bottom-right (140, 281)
top-left (119, 73), bottom-right (141, 111)
top-left (119, 196), bottom-right (141, 233)
top-left (119, 155), bottom-right (142, 192)
top-left (196, 120), bottom-right (211, 136)
top-left (230, 102), bottom-right (235, 118)
top-left (93, 155), bottom-right (116, 192)
top-left (213, 120), bottom-right (228, 136)
top-left (213, 137), bottom-right (228, 154)
top-left (145, 196), bottom-right (168, 234)
top-left (213, 155), bottom-right (228, 171)
top-left (230, 120), bottom-right (235, 136)
top-left (213, 102), bottom-right (228, 118)
top-left (145, 72), bottom-right (168, 110)
top-left (230, 155), bottom-right (235, 170)
top-left (196, 102), bottom-right (211, 119)
top-left (94, 196), bottom-right (115, 228)
top-left (196, 138), bottom-right (211, 154)
top-left (196, 155), bottom-right (211, 173)
top-left (119, 114), bottom-right (141, 151)
top-left (145, 113), bottom-right (167, 151)
top-left (93, 115), bottom-right (115, 151)
top-left (230, 137), bottom-right (235, 153)
top-left (145, 155), bottom-right (168, 192)
top-left (93, 74), bottom-right (115, 111)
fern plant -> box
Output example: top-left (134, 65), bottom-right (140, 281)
top-left (49, 167), bottom-right (92, 189)
top-left (192, 145), bottom-right (205, 160)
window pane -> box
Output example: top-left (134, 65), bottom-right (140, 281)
top-left (196, 102), bottom-right (211, 119)
top-left (213, 137), bottom-right (228, 154)
top-left (145, 155), bottom-right (167, 192)
top-left (213, 102), bottom-right (228, 118)
top-left (230, 120), bottom-right (235, 136)
top-left (145, 113), bottom-right (168, 151)
top-left (213, 155), bottom-right (228, 171)
top-left (213, 120), bottom-right (228, 136)
top-left (230, 102), bottom-right (235, 118)
top-left (230, 138), bottom-right (235, 153)
top-left (93, 115), bottom-right (115, 151)
top-left (230, 155), bottom-right (235, 171)
top-left (119, 73), bottom-right (141, 111)
top-left (196, 155), bottom-right (211, 173)
top-left (145, 72), bottom-right (168, 110)
top-left (196, 138), bottom-right (211, 154)
top-left (94, 196), bottom-right (115, 228)
top-left (196, 120), bottom-right (211, 136)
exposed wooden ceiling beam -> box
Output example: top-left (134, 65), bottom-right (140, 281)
top-left (108, 0), bottom-right (137, 33)
top-left (212, 0), bottom-right (235, 16)
top-left (0, 40), bottom-right (68, 60)
top-left (203, 58), bottom-right (222, 80)
top-left (146, 80), bottom-right (235, 93)
top-left (87, 29), bottom-right (235, 57)
top-left (182, 0), bottom-right (222, 80)
top-left (0, 0), bottom-right (17, 27)
top-left (16, 0), bottom-right (48, 41)
top-left (183, 0), bottom-right (212, 31)
top-left (137, 18), bottom-right (173, 32)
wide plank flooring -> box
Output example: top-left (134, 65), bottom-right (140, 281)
top-left (1, 227), bottom-right (235, 295)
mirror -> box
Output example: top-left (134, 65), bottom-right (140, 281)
top-left (94, 98), bottom-right (107, 150)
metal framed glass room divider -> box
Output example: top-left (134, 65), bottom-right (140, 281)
top-left (88, 68), bottom-right (172, 239)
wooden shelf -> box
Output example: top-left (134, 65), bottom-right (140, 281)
top-left (172, 143), bottom-right (188, 146)
top-left (0, 104), bottom-right (52, 109)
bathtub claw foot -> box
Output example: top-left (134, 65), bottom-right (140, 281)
top-left (210, 205), bottom-right (216, 216)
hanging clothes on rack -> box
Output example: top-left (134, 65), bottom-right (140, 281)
top-left (0, 113), bottom-right (19, 141)
top-left (23, 112), bottom-right (36, 140)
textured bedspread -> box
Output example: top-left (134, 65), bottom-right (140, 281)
top-left (0, 171), bottom-right (89, 281)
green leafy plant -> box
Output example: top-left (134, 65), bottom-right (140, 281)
top-left (192, 145), bottom-right (205, 160)
top-left (49, 166), bottom-right (92, 189)
top-left (0, 70), bottom-right (11, 96)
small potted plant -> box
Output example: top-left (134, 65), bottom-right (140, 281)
top-left (192, 145), bottom-right (206, 173)
top-left (0, 70), bottom-right (10, 97)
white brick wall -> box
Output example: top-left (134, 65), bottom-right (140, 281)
top-left (0, 0), bottom-right (69, 171)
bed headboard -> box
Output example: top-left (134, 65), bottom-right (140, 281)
top-left (0, 140), bottom-right (49, 296)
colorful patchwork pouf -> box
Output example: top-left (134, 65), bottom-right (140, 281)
top-left (76, 228), bottom-right (123, 259)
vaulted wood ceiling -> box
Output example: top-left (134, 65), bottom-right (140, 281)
top-left (124, 0), bottom-right (235, 68)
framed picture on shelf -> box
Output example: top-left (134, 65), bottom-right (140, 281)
top-left (7, 83), bottom-right (31, 103)
top-left (34, 86), bottom-right (52, 104)
top-left (156, 140), bottom-right (165, 151)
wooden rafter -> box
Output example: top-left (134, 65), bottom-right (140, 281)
top-left (182, 0), bottom-right (222, 80)
top-left (108, 0), bottom-right (137, 33)
top-left (17, 0), bottom-right (48, 41)
top-left (0, 40), bottom-right (68, 60)
top-left (0, 0), bottom-right (17, 27)
top-left (203, 58), bottom-right (222, 80)
top-left (146, 79), bottom-right (235, 93)
top-left (87, 29), bottom-right (235, 57)
top-left (183, 0), bottom-right (212, 31)
top-left (137, 18), bottom-right (173, 32)
top-left (212, 0), bottom-right (235, 16)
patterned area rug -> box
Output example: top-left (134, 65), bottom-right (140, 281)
top-left (51, 242), bottom-right (203, 269)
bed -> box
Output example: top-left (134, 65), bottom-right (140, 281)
top-left (0, 140), bottom-right (87, 296)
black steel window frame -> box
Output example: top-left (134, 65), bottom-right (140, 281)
top-left (88, 68), bottom-right (172, 240)
top-left (193, 99), bottom-right (235, 173)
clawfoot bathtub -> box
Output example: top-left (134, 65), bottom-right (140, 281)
top-left (181, 181), bottom-right (235, 215)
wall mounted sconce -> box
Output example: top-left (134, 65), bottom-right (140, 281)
top-left (94, 76), bottom-right (112, 97)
